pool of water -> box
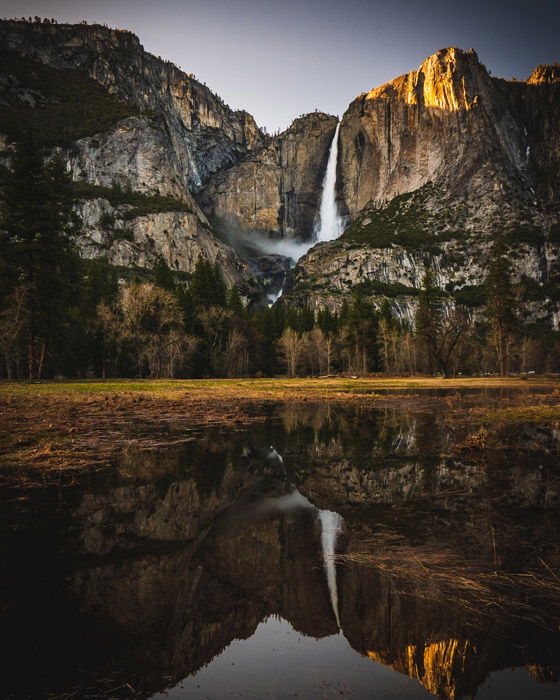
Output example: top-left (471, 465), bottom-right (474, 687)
top-left (1, 399), bottom-right (559, 698)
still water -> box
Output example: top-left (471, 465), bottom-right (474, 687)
top-left (1, 398), bottom-right (559, 698)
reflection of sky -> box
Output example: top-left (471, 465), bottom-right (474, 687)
top-left (2, 0), bottom-right (559, 131)
top-left (154, 615), bottom-right (560, 700)
top-left (152, 616), bottom-right (433, 699)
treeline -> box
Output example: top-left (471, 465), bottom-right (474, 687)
top-left (1, 141), bottom-right (559, 379)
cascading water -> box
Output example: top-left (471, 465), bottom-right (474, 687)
top-left (315, 121), bottom-right (343, 243)
top-left (266, 121), bottom-right (343, 305)
top-left (318, 509), bottom-right (343, 628)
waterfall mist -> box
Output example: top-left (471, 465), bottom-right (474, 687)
top-left (315, 122), bottom-right (343, 243)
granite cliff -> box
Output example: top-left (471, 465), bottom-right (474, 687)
top-left (0, 19), bottom-right (268, 290)
top-left (1, 20), bottom-right (560, 316)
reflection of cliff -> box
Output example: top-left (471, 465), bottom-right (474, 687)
top-left (368, 640), bottom-right (472, 700)
top-left (68, 451), bottom-right (560, 699)
top-left (67, 482), bottom-right (340, 695)
top-left (2, 409), bottom-right (560, 699)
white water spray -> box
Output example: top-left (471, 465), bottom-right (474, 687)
top-left (318, 509), bottom-right (343, 628)
top-left (315, 122), bottom-right (343, 242)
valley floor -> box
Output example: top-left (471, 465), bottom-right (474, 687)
top-left (1, 376), bottom-right (560, 479)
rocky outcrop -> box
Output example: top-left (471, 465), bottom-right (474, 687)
top-left (199, 112), bottom-right (338, 240)
top-left (282, 190), bottom-right (560, 325)
top-left (528, 63), bottom-right (560, 85)
top-left (75, 198), bottom-right (255, 287)
top-left (338, 47), bottom-right (559, 216)
top-left (68, 115), bottom-right (191, 199)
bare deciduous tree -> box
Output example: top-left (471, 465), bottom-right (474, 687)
top-left (280, 328), bottom-right (303, 377)
top-left (0, 286), bottom-right (29, 379)
top-left (96, 282), bottom-right (189, 378)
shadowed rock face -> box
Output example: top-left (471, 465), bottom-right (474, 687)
top-left (199, 113), bottom-right (338, 241)
top-left (0, 20), bottom-right (265, 288)
top-left (0, 20), bottom-right (265, 190)
top-left (1, 405), bottom-right (559, 699)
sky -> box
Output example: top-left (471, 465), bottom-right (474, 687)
top-left (1, 0), bottom-right (559, 132)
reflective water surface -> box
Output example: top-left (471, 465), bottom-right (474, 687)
top-left (1, 397), bottom-right (559, 699)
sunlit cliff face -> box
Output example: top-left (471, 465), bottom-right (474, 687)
top-left (527, 63), bottom-right (560, 84)
top-left (365, 48), bottom-right (485, 112)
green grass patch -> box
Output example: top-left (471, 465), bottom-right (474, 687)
top-left (1, 376), bottom-right (556, 400)
top-left (480, 404), bottom-right (560, 424)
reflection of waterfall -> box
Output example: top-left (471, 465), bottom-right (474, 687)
top-left (318, 509), bottom-right (343, 628)
top-left (266, 447), bottom-right (344, 629)
top-left (266, 446), bottom-right (287, 477)
top-left (257, 488), bottom-right (315, 513)
top-left (315, 122), bottom-right (343, 242)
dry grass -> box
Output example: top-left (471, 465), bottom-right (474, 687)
top-left (337, 529), bottom-right (560, 628)
top-left (0, 390), bottom-right (270, 483)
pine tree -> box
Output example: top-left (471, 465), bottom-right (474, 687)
top-left (154, 256), bottom-right (176, 291)
top-left (415, 269), bottom-right (468, 377)
top-left (340, 290), bottom-right (378, 374)
top-left (485, 234), bottom-right (517, 376)
top-left (227, 286), bottom-right (245, 316)
top-left (0, 140), bottom-right (76, 377)
top-left (415, 269), bottom-right (443, 375)
top-left (189, 256), bottom-right (227, 308)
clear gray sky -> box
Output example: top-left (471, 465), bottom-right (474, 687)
top-left (1, 0), bottom-right (558, 131)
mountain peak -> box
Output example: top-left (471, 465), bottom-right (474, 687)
top-left (365, 46), bottom-right (488, 111)
top-left (528, 63), bottom-right (560, 84)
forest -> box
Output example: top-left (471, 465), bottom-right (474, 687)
top-left (1, 140), bottom-right (559, 380)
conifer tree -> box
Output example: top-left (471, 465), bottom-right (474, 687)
top-left (339, 290), bottom-right (378, 374)
top-left (227, 286), bottom-right (245, 316)
top-left (189, 256), bottom-right (228, 308)
top-left (415, 269), bottom-right (468, 377)
top-left (415, 269), bottom-right (443, 375)
top-left (0, 140), bottom-right (76, 377)
top-left (485, 234), bottom-right (517, 376)
top-left (154, 256), bottom-right (176, 291)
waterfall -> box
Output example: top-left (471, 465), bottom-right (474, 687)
top-left (266, 121), bottom-right (343, 305)
top-left (315, 121), bottom-right (343, 242)
top-left (318, 509), bottom-right (343, 628)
